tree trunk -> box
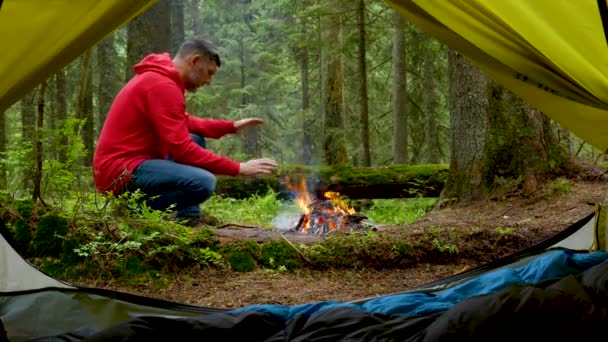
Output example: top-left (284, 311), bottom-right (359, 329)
top-left (441, 50), bottom-right (564, 205)
top-left (300, 20), bottom-right (313, 165)
top-left (21, 91), bottom-right (36, 144)
top-left (357, 0), bottom-right (371, 167)
top-left (240, 34), bottom-right (260, 158)
top-left (54, 70), bottom-right (68, 163)
top-left (33, 81), bottom-right (47, 205)
top-left (392, 12), bottom-right (408, 164)
top-left (190, 0), bottom-right (201, 36)
top-left (77, 50), bottom-right (94, 167)
top-left (171, 0), bottom-right (185, 54)
top-left (126, 0), bottom-right (172, 80)
top-left (440, 50), bottom-right (490, 204)
top-left (21, 90), bottom-right (37, 191)
top-left (422, 33), bottom-right (441, 163)
top-left (322, 5), bottom-right (347, 165)
top-left (97, 34), bottom-right (119, 131)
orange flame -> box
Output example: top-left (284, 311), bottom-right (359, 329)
top-left (284, 176), bottom-right (356, 233)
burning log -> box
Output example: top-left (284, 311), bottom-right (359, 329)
top-left (291, 199), bottom-right (370, 235)
top-left (284, 176), bottom-right (373, 235)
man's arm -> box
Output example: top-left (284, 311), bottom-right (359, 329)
top-left (186, 114), bottom-right (237, 139)
top-left (146, 85), bottom-right (240, 176)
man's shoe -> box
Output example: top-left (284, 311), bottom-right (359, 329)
top-left (178, 213), bottom-right (222, 228)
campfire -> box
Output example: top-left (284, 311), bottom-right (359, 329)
top-left (283, 176), bottom-right (369, 235)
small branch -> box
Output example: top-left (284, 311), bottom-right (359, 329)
top-left (215, 223), bottom-right (264, 229)
top-left (280, 233), bottom-right (312, 264)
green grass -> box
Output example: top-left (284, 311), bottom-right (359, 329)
top-left (202, 191), bottom-right (437, 226)
top-left (361, 198), bottom-right (438, 224)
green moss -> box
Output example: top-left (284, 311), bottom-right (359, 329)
top-left (15, 199), bottom-right (34, 219)
top-left (227, 252), bottom-right (256, 272)
top-left (220, 240), bottom-right (260, 272)
top-left (61, 238), bottom-right (83, 265)
top-left (393, 241), bottom-right (414, 256)
top-left (12, 219), bottom-right (32, 256)
top-left (33, 213), bottom-right (68, 257)
top-left (260, 241), bottom-right (300, 270)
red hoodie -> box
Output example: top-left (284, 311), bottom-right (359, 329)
top-left (92, 53), bottom-right (241, 195)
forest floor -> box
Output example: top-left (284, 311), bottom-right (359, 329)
top-left (76, 178), bottom-right (608, 309)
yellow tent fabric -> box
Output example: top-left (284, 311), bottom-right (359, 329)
top-left (0, 0), bottom-right (157, 113)
top-left (387, 0), bottom-right (608, 152)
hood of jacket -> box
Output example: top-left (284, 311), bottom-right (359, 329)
top-left (133, 53), bottom-right (185, 90)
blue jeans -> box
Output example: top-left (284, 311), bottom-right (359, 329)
top-left (127, 134), bottom-right (216, 218)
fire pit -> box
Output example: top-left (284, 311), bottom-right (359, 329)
top-left (281, 176), bottom-right (372, 235)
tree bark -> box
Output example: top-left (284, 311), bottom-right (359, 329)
top-left (54, 70), bottom-right (68, 163)
top-left (33, 80), bottom-right (47, 205)
top-left (322, 4), bottom-right (347, 165)
top-left (440, 50), bottom-right (490, 204)
top-left (300, 20), bottom-right (314, 165)
top-left (392, 12), bottom-right (408, 164)
top-left (357, 0), bottom-right (371, 167)
top-left (76, 50), bottom-right (94, 167)
top-left (126, 0), bottom-right (172, 80)
top-left (240, 34), bottom-right (260, 158)
top-left (21, 91), bottom-right (36, 144)
top-left (97, 34), bottom-right (119, 131)
top-left (441, 51), bottom-right (564, 205)
top-left (422, 33), bottom-right (441, 164)
top-left (190, 0), bottom-right (201, 36)
top-left (171, 0), bottom-right (185, 54)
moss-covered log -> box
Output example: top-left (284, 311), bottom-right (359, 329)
top-left (215, 164), bottom-right (448, 199)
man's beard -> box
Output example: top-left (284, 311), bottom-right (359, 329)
top-left (185, 72), bottom-right (203, 92)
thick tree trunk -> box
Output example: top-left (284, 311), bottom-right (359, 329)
top-left (240, 34), bottom-right (260, 158)
top-left (440, 50), bottom-right (490, 204)
top-left (97, 34), bottom-right (119, 131)
top-left (441, 51), bottom-right (564, 205)
top-left (171, 0), bottom-right (185, 54)
top-left (54, 70), bottom-right (68, 163)
top-left (21, 91), bottom-right (36, 144)
top-left (33, 81), bottom-right (47, 204)
top-left (422, 33), bottom-right (441, 164)
top-left (392, 12), bottom-right (408, 164)
top-left (357, 0), bottom-right (371, 167)
top-left (300, 20), bottom-right (313, 165)
top-left (190, 0), bottom-right (201, 36)
top-left (126, 0), bottom-right (172, 80)
top-left (322, 5), bottom-right (347, 165)
top-left (21, 90), bottom-right (37, 191)
top-left (77, 50), bottom-right (94, 167)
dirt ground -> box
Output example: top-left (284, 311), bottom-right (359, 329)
top-left (78, 179), bottom-right (608, 309)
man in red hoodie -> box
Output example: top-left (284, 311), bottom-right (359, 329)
top-left (93, 37), bottom-right (277, 225)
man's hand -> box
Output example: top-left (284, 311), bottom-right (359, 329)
top-left (234, 118), bottom-right (264, 131)
top-left (239, 158), bottom-right (277, 177)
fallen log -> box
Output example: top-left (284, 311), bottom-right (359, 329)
top-left (215, 164), bottom-right (448, 199)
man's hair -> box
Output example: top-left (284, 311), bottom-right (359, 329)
top-left (177, 37), bottom-right (222, 67)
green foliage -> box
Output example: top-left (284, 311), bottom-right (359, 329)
top-left (551, 178), bottom-right (574, 194)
